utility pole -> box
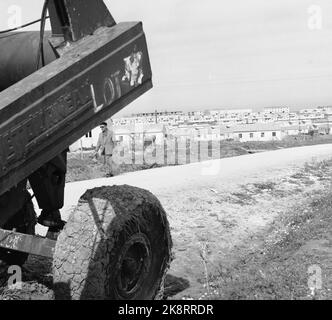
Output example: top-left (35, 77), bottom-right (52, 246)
top-left (155, 109), bottom-right (158, 124)
top-left (326, 112), bottom-right (330, 134)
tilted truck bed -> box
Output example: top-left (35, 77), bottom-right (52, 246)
top-left (0, 22), bottom-right (152, 196)
top-left (0, 3), bottom-right (173, 300)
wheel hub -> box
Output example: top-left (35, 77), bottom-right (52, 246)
top-left (115, 234), bottom-right (151, 299)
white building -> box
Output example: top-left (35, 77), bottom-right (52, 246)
top-left (233, 123), bottom-right (284, 142)
top-left (70, 122), bottom-right (167, 152)
top-left (264, 107), bottom-right (290, 114)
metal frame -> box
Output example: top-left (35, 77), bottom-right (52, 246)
top-left (0, 21), bottom-right (152, 196)
top-left (0, 229), bottom-right (56, 258)
top-left (48, 0), bottom-right (116, 41)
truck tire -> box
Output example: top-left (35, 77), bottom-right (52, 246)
top-left (0, 191), bottom-right (36, 266)
top-left (53, 185), bottom-right (172, 300)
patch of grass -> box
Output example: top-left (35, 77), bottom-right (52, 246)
top-left (226, 180), bottom-right (284, 205)
top-left (302, 179), bottom-right (316, 186)
top-left (284, 159), bottom-right (332, 189)
top-left (290, 172), bottom-right (306, 180)
top-left (253, 182), bottom-right (276, 191)
top-left (66, 152), bottom-right (166, 182)
top-left (229, 192), bottom-right (257, 206)
top-left (218, 218), bottom-right (238, 229)
top-left (207, 191), bottom-right (332, 300)
top-left (186, 159), bottom-right (332, 300)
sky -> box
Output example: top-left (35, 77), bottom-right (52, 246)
top-left (1, 0), bottom-right (332, 116)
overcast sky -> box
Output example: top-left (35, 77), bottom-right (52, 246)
top-left (1, 0), bottom-right (332, 116)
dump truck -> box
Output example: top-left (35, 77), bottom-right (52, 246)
top-left (0, 0), bottom-right (172, 300)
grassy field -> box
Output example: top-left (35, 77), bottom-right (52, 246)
top-left (192, 160), bottom-right (332, 300)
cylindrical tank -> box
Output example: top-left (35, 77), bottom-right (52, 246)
top-left (0, 31), bottom-right (57, 92)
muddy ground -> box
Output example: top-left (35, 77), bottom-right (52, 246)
top-left (165, 159), bottom-right (332, 299)
top-left (178, 162), bottom-right (332, 299)
top-left (1, 148), bottom-right (332, 300)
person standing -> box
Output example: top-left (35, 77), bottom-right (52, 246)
top-left (94, 121), bottom-right (115, 177)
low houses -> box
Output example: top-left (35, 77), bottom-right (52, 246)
top-left (194, 125), bottom-right (233, 141)
top-left (70, 122), bottom-right (297, 151)
top-left (70, 126), bottom-right (101, 151)
top-left (232, 123), bottom-right (284, 142)
top-left (169, 125), bottom-right (233, 141)
top-left (281, 125), bottom-right (300, 136)
top-left (169, 125), bottom-right (196, 141)
top-left (114, 123), bottom-right (167, 147)
top-left (70, 123), bottom-right (167, 151)
top-left (70, 108), bottom-right (332, 152)
top-left (144, 124), bottom-right (167, 145)
top-left (312, 117), bottom-right (332, 135)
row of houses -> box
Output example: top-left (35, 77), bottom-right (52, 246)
top-left (70, 121), bottom-right (332, 151)
top-left (113, 106), bottom-right (332, 127)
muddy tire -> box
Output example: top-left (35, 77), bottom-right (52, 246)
top-left (0, 192), bottom-right (36, 266)
top-left (53, 185), bottom-right (172, 300)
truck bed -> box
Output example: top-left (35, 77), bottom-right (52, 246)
top-left (0, 22), bottom-right (152, 196)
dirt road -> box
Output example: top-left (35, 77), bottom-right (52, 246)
top-left (37, 143), bottom-right (332, 220)
top-left (2, 144), bottom-right (332, 299)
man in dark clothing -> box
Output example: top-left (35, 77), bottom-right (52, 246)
top-left (94, 122), bottom-right (115, 177)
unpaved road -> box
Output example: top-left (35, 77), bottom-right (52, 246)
top-left (2, 144), bottom-right (332, 299)
top-left (37, 143), bottom-right (332, 222)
